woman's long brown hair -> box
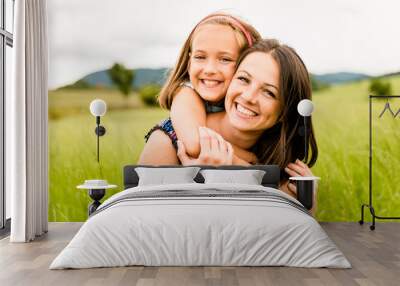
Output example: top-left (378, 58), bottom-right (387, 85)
top-left (237, 39), bottom-right (318, 180)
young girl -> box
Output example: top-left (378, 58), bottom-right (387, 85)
top-left (142, 13), bottom-right (261, 164)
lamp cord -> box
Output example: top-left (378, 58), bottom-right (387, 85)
top-left (304, 116), bottom-right (308, 163)
top-left (96, 116), bottom-right (100, 163)
top-left (97, 125), bottom-right (100, 163)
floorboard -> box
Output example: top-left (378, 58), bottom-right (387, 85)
top-left (0, 222), bottom-right (399, 286)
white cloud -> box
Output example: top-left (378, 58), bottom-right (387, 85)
top-left (48, 0), bottom-right (400, 89)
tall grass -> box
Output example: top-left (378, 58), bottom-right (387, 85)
top-left (311, 76), bottom-right (400, 221)
top-left (49, 77), bottom-right (400, 221)
top-left (49, 105), bottom-right (168, 221)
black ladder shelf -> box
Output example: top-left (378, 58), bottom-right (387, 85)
top-left (360, 95), bottom-right (400, 230)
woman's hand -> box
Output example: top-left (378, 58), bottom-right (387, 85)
top-left (177, 126), bottom-right (233, 166)
top-left (284, 159), bottom-right (315, 197)
top-left (282, 159), bottom-right (318, 216)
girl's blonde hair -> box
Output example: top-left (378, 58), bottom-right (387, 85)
top-left (158, 13), bottom-right (261, 109)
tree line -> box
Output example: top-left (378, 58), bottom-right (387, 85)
top-left (108, 63), bottom-right (160, 106)
top-left (62, 62), bottom-right (396, 105)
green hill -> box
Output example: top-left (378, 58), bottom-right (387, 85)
top-left (312, 72), bottom-right (370, 84)
top-left (59, 68), bottom-right (169, 90)
top-left (58, 68), bottom-right (383, 91)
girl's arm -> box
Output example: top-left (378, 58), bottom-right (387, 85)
top-left (138, 130), bottom-right (179, 165)
top-left (170, 88), bottom-right (258, 164)
top-left (170, 86), bottom-right (206, 159)
top-left (176, 126), bottom-right (258, 166)
top-left (177, 127), bottom-right (233, 166)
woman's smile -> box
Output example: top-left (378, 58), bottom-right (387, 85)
top-left (225, 51), bottom-right (281, 132)
top-left (235, 102), bottom-right (258, 117)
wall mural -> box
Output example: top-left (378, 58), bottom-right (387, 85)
top-left (48, 1), bottom-right (400, 222)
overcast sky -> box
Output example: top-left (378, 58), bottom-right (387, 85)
top-left (48, 0), bottom-right (400, 89)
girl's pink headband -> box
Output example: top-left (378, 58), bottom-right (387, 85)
top-left (195, 14), bottom-right (253, 47)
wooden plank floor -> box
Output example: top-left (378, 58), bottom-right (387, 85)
top-left (0, 222), bottom-right (399, 286)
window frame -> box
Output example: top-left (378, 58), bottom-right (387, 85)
top-left (0, 0), bottom-right (14, 234)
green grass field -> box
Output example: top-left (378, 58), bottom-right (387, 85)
top-left (49, 76), bottom-right (400, 222)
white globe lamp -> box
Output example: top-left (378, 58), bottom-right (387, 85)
top-left (297, 99), bottom-right (315, 162)
top-left (89, 99), bottom-right (107, 162)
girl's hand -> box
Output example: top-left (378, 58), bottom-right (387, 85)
top-left (177, 127), bottom-right (234, 166)
top-left (231, 145), bottom-right (258, 165)
top-left (283, 159), bottom-right (318, 215)
top-left (232, 154), bottom-right (252, 166)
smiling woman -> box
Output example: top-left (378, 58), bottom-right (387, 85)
top-left (222, 39), bottom-right (319, 169)
top-left (224, 51), bottom-right (282, 134)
